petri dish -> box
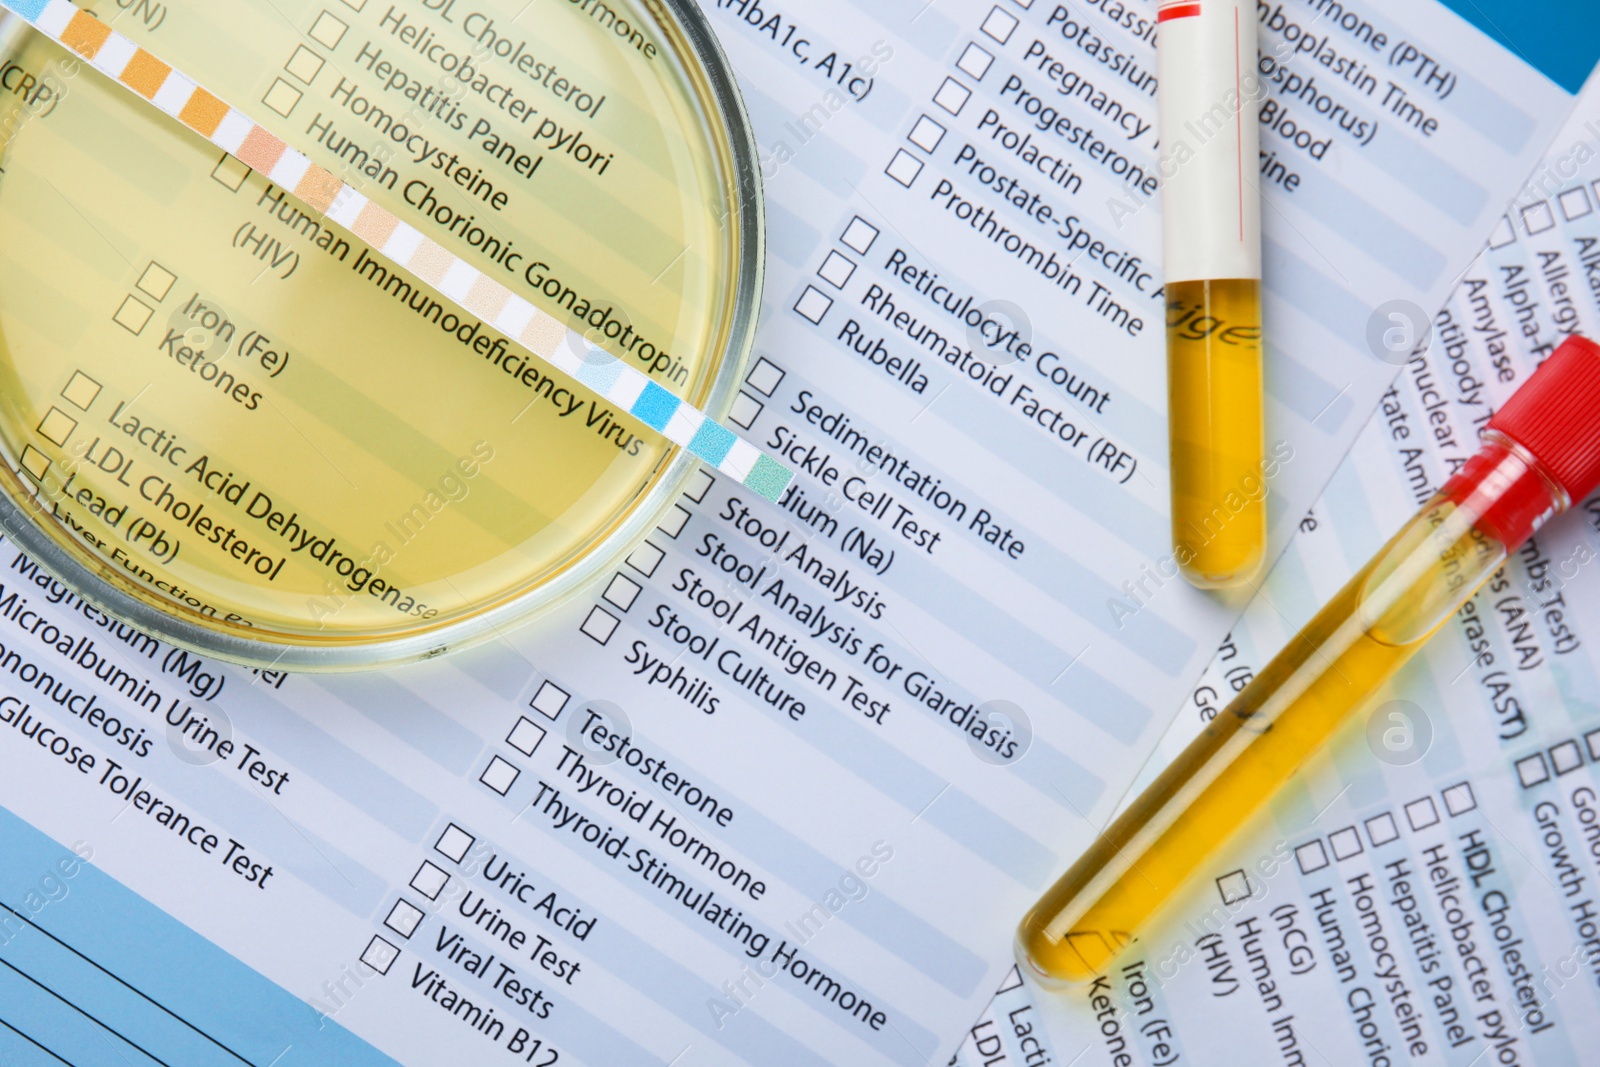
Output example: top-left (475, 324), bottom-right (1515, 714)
top-left (0, 0), bottom-right (762, 669)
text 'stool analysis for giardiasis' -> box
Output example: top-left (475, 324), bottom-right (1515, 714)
top-left (1, 0), bottom-right (1598, 1065)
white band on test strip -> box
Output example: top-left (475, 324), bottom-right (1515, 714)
top-left (3, 0), bottom-right (794, 502)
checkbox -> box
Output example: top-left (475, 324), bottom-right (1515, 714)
top-left (627, 541), bottom-right (665, 578)
top-left (409, 861), bottom-right (449, 901)
top-left (360, 936), bottom-right (400, 975)
top-left (1561, 187), bottom-right (1593, 220)
top-left (507, 716), bottom-right (548, 757)
top-left (745, 357), bottom-right (786, 397)
top-left (957, 43), bottom-right (995, 80)
top-left (727, 392), bottom-right (764, 430)
top-left (1442, 781), bottom-right (1477, 816)
top-left (19, 446), bottom-right (49, 482)
top-left (933, 77), bottom-right (971, 116)
top-left (480, 755), bottom-right (521, 796)
top-left (1585, 728), bottom-right (1600, 762)
top-left (37, 408), bottom-right (77, 447)
top-left (657, 505), bottom-right (691, 540)
top-left (907, 115), bottom-right (947, 153)
top-left (1365, 813), bottom-right (1399, 847)
top-left (212, 154), bottom-right (251, 192)
top-left (794, 286), bottom-right (834, 325)
top-left (581, 606), bottom-right (621, 645)
top-left (1521, 201), bottom-right (1555, 235)
top-left (1328, 826), bottom-right (1363, 860)
top-left (1516, 753), bottom-right (1551, 789)
top-left (136, 262), bottom-right (176, 301)
top-left (683, 469), bottom-right (714, 505)
top-left (530, 680), bottom-right (570, 721)
top-left (61, 372), bottom-right (102, 411)
top-left (1404, 797), bottom-right (1439, 831)
top-left (1215, 870), bottom-right (1251, 905)
top-left (603, 573), bottom-right (642, 612)
top-left (384, 899), bottom-right (425, 939)
top-left (885, 149), bottom-right (924, 188)
top-left (341, 0), bottom-right (367, 10)
top-left (817, 251), bottom-right (857, 289)
top-left (434, 823), bottom-right (475, 863)
top-left (982, 6), bottom-right (1019, 43)
top-left (1294, 840), bottom-right (1328, 875)
top-left (840, 216), bottom-right (880, 255)
top-left (309, 11), bottom-right (349, 49)
top-left (1551, 740), bottom-right (1584, 775)
top-left (285, 45), bottom-right (326, 84)
top-left (263, 78), bottom-right (303, 118)
top-left (114, 295), bottom-right (154, 335)
top-left (1487, 215), bottom-right (1516, 250)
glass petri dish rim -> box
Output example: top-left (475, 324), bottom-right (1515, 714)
top-left (0, 0), bottom-right (765, 672)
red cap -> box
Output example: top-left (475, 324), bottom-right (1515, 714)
top-left (1490, 335), bottom-right (1600, 505)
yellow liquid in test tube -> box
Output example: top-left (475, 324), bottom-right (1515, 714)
top-left (1167, 278), bottom-right (1265, 587)
top-left (1019, 495), bottom-right (1507, 984)
top-left (1158, 0), bottom-right (1265, 587)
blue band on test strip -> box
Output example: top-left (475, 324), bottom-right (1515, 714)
top-left (575, 351), bottom-right (625, 395)
top-left (630, 381), bottom-right (682, 431)
top-left (688, 421), bottom-right (736, 466)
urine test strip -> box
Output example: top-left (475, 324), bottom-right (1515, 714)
top-left (1, 0), bottom-right (795, 503)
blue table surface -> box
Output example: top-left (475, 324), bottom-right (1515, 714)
top-left (1436, 0), bottom-right (1600, 93)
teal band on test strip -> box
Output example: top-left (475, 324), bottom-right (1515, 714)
top-left (1, 0), bottom-right (795, 503)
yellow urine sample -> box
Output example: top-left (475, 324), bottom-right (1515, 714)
top-left (1167, 278), bottom-right (1265, 588)
top-left (0, 2), bottom-right (754, 667)
top-left (1018, 499), bottom-right (1505, 985)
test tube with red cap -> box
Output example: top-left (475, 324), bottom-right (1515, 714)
top-left (1018, 335), bottom-right (1600, 985)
